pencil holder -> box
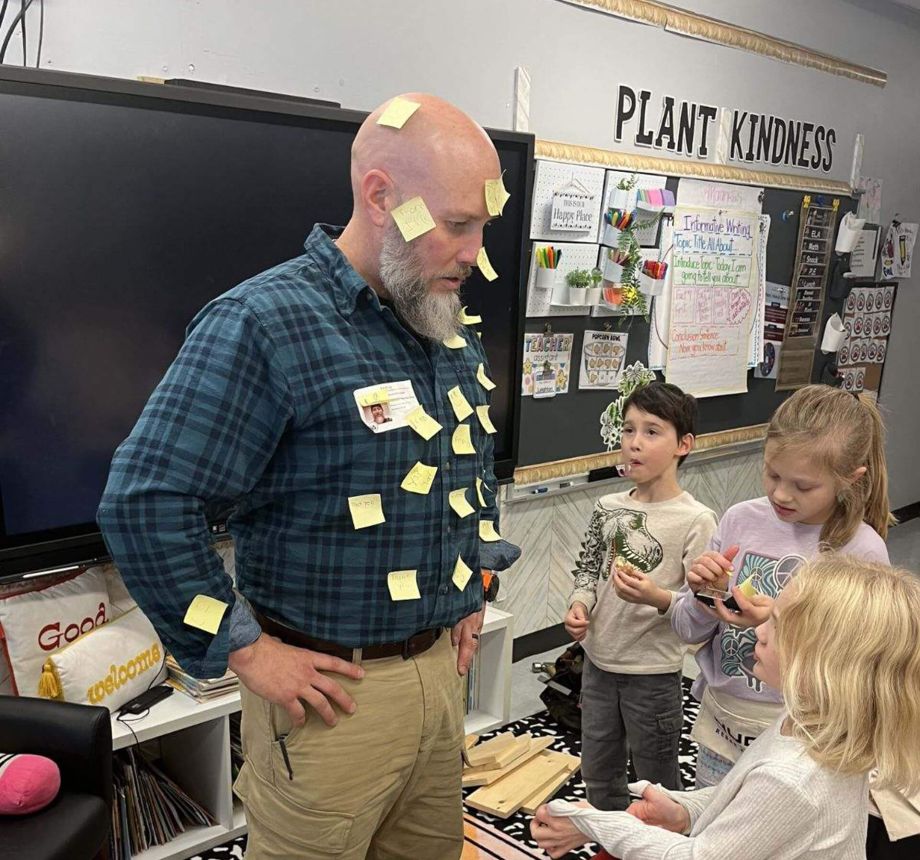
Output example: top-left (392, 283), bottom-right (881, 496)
top-left (604, 258), bottom-right (624, 282)
top-left (603, 284), bottom-right (624, 306)
top-left (640, 272), bottom-right (666, 296)
top-left (602, 224), bottom-right (623, 247)
top-left (534, 267), bottom-right (558, 291)
top-left (585, 287), bottom-right (603, 305)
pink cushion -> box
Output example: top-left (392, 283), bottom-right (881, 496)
top-left (0, 753), bottom-right (61, 815)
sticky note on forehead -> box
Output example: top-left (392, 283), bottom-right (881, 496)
top-left (484, 175), bottom-right (511, 217)
top-left (377, 97), bottom-right (421, 129)
top-left (392, 196), bottom-right (436, 242)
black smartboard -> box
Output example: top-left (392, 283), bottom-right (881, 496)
top-left (517, 177), bottom-right (858, 467)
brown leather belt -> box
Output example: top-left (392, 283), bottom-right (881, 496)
top-left (253, 609), bottom-right (442, 662)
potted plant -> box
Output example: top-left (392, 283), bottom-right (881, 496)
top-left (586, 267), bottom-right (603, 304)
top-left (565, 267), bottom-right (591, 304)
top-left (604, 176), bottom-right (652, 319)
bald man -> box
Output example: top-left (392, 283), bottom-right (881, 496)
top-left (98, 94), bottom-right (511, 858)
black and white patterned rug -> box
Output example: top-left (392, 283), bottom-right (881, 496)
top-left (193, 679), bottom-right (700, 860)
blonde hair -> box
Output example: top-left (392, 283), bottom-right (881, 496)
top-left (778, 557), bottom-right (920, 794)
top-left (766, 384), bottom-right (895, 546)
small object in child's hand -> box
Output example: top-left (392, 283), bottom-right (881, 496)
top-left (695, 586), bottom-right (740, 612)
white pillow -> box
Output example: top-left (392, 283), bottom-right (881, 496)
top-left (0, 568), bottom-right (110, 697)
top-left (97, 564), bottom-right (138, 619)
top-left (38, 607), bottom-right (167, 712)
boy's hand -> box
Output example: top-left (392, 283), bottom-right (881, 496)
top-left (713, 587), bottom-right (774, 628)
top-left (564, 602), bottom-right (590, 641)
top-left (613, 563), bottom-right (670, 612)
top-left (687, 545), bottom-right (739, 594)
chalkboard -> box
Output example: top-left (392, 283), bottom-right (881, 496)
top-left (517, 176), bottom-right (858, 467)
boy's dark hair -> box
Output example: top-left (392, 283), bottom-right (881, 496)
top-left (622, 381), bottom-right (698, 466)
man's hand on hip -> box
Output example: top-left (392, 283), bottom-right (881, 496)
top-left (451, 604), bottom-right (486, 677)
top-left (228, 634), bottom-right (365, 728)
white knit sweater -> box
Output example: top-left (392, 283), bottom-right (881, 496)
top-left (548, 716), bottom-right (869, 859)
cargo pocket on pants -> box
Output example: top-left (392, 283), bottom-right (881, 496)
top-left (655, 708), bottom-right (684, 760)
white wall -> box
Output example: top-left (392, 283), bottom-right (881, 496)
top-left (13, 0), bottom-right (920, 506)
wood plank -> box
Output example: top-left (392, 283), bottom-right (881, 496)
top-left (462, 736), bottom-right (554, 787)
top-left (491, 734), bottom-right (536, 769)
top-left (464, 734), bottom-right (480, 750)
top-left (465, 755), bottom-right (569, 818)
top-left (465, 731), bottom-right (518, 768)
top-left (519, 751), bottom-right (581, 815)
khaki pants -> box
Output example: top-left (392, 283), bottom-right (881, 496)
top-left (234, 630), bottom-right (465, 859)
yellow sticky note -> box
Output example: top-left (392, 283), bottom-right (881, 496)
top-left (452, 555), bottom-right (473, 591)
top-left (476, 247), bottom-right (499, 282)
top-left (348, 494), bottom-right (386, 529)
top-left (358, 387), bottom-right (389, 407)
top-left (476, 404), bottom-right (497, 434)
top-left (406, 405), bottom-right (443, 440)
top-left (484, 176), bottom-right (511, 217)
top-left (459, 306), bottom-right (482, 325)
top-left (387, 569), bottom-right (421, 601)
top-left (401, 461), bottom-right (438, 495)
top-left (452, 423), bottom-right (476, 455)
top-left (737, 578), bottom-right (759, 600)
top-left (479, 520), bottom-right (502, 542)
top-left (449, 488), bottom-right (476, 518)
top-left (442, 333), bottom-right (468, 350)
top-left (377, 97), bottom-right (421, 129)
top-left (392, 196), bottom-right (436, 242)
top-left (476, 363), bottom-right (496, 391)
top-left (476, 477), bottom-right (488, 508)
top-left (183, 594), bottom-right (228, 635)
top-left (447, 386), bottom-right (474, 421)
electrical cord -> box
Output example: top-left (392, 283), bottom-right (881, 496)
top-left (19, 0), bottom-right (24, 66)
top-left (0, 0), bottom-right (33, 65)
top-left (34, 0), bottom-right (41, 68)
top-left (0, 1), bottom-right (9, 43)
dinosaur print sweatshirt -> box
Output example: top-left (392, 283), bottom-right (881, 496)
top-left (570, 489), bottom-right (717, 674)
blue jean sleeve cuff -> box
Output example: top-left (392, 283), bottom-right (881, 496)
top-left (228, 592), bottom-right (263, 652)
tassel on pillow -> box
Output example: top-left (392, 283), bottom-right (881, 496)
top-left (37, 659), bottom-right (62, 700)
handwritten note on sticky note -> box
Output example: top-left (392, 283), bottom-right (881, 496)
top-left (387, 569), bottom-right (421, 601)
top-left (401, 461), bottom-right (438, 495)
top-left (476, 247), bottom-right (499, 282)
top-left (406, 405), bottom-right (442, 440)
top-left (452, 423), bottom-right (476, 455)
top-left (459, 306), bottom-right (482, 325)
top-left (476, 404), bottom-right (497, 434)
top-left (348, 494), bottom-right (385, 529)
top-left (479, 520), bottom-right (502, 542)
top-left (358, 387), bottom-right (390, 407)
top-left (452, 555), bottom-right (473, 591)
top-left (442, 333), bottom-right (467, 350)
top-left (447, 386), bottom-right (474, 421)
top-left (183, 594), bottom-right (228, 635)
top-left (476, 477), bottom-right (488, 508)
top-left (484, 176), bottom-right (511, 217)
top-left (449, 488), bottom-right (476, 518)
top-left (377, 97), bottom-right (421, 129)
top-left (476, 363), bottom-right (496, 391)
top-left (392, 196), bottom-right (436, 242)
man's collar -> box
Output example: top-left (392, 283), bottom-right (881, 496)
top-left (303, 224), bottom-right (375, 317)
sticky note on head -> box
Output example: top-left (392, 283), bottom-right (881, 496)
top-left (476, 247), bottom-right (499, 282)
top-left (484, 175), bottom-right (511, 217)
top-left (348, 494), bottom-right (386, 529)
top-left (376, 97), bottom-right (421, 129)
top-left (183, 594), bottom-right (228, 635)
top-left (392, 196), bottom-right (436, 242)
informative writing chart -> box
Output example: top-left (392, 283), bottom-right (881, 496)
top-left (775, 196), bottom-right (839, 390)
top-left (665, 207), bottom-right (760, 397)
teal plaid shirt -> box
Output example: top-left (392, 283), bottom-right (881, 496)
top-left (98, 225), bottom-right (498, 678)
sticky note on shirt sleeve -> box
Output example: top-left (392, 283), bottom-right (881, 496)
top-left (476, 247), bottom-right (499, 282)
top-left (479, 520), bottom-right (502, 542)
top-left (406, 405), bottom-right (443, 440)
top-left (392, 197), bottom-right (436, 242)
top-left (387, 569), bottom-right (421, 601)
top-left (447, 386), bottom-right (474, 421)
top-left (377, 97), bottom-right (421, 129)
top-left (484, 176), bottom-right (511, 217)
top-left (476, 363), bottom-right (496, 391)
top-left (183, 594), bottom-right (229, 635)
top-left (452, 423), bottom-right (476, 455)
top-left (452, 555), bottom-right (473, 591)
top-left (476, 404), bottom-right (497, 434)
top-left (348, 494), bottom-right (386, 529)
top-left (449, 488), bottom-right (476, 518)
top-left (401, 461), bottom-right (438, 495)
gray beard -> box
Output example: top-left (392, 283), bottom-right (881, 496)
top-left (379, 227), bottom-right (465, 342)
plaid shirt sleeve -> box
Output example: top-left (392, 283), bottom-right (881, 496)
top-left (97, 298), bottom-right (293, 678)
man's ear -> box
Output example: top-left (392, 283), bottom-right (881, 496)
top-left (677, 433), bottom-right (694, 457)
top-left (360, 169), bottom-right (395, 228)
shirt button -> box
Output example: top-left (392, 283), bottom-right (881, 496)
top-left (445, 462), bottom-right (452, 471)
top-left (439, 585), bottom-right (449, 595)
top-left (447, 525), bottom-right (453, 533)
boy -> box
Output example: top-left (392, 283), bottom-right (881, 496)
top-left (564, 381), bottom-right (717, 811)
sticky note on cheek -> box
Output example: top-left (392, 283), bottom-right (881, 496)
top-left (348, 494), bottom-right (386, 529)
top-left (392, 196), bottom-right (437, 242)
top-left (477, 247), bottom-right (499, 282)
top-left (388, 569), bottom-right (421, 601)
top-left (184, 594), bottom-right (229, 635)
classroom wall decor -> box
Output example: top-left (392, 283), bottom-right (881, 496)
top-left (530, 160), bottom-right (605, 243)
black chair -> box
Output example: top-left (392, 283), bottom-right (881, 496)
top-left (0, 696), bottom-right (112, 860)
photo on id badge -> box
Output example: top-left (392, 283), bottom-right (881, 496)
top-left (353, 380), bottom-right (421, 433)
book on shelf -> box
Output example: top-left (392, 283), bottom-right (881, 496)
top-left (165, 653), bottom-right (239, 701)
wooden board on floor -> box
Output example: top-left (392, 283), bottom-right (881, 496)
top-left (519, 751), bottom-right (581, 815)
top-left (462, 735), bottom-right (554, 787)
top-left (465, 754), bottom-right (570, 818)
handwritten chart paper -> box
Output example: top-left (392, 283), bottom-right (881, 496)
top-left (665, 207), bottom-right (759, 397)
